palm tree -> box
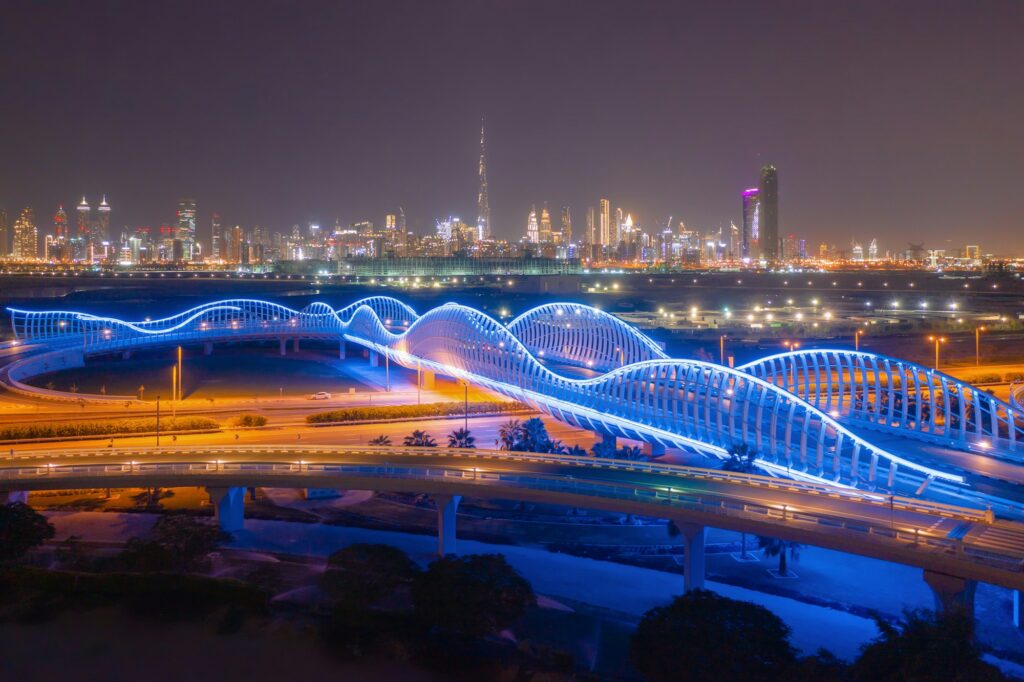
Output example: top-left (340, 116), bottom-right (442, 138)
top-left (618, 445), bottom-right (643, 460)
top-left (403, 430), bottom-right (437, 447)
top-left (758, 536), bottom-right (802, 576)
top-left (722, 443), bottom-right (758, 473)
top-left (368, 434), bottom-right (392, 446)
top-left (567, 444), bottom-right (588, 457)
top-left (591, 441), bottom-right (616, 458)
top-left (497, 419), bottom-right (522, 450)
top-left (517, 417), bottom-right (551, 452)
top-left (546, 439), bottom-right (567, 455)
top-left (447, 427), bottom-right (476, 449)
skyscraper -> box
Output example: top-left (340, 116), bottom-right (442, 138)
top-left (614, 207), bottom-right (624, 246)
top-left (758, 165), bottom-right (779, 262)
top-left (539, 205), bottom-right (552, 242)
top-left (599, 198), bottom-right (610, 247)
top-left (12, 207), bottom-right (38, 260)
top-left (97, 195), bottom-right (111, 244)
top-left (176, 198), bottom-right (197, 261)
top-left (526, 206), bottom-right (539, 243)
top-left (74, 197), bottom-right (90, 261)
top-left (560, 206), bottom-right (572, 244)
top-left (53, 205), bottom-right (68, 241)
top-left (211, 212), bottom-right (222, 259)
top-left (0, 207), bottom-right (8, 256)
top-left (741, 188), bottom-right (760, 259)
top-left (585, 206), bottom-right (595, 247)
top-left (476, 120), bottom-right (491, 241)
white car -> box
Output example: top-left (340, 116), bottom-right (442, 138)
top-left (310, 391), bottom-right (332, 400)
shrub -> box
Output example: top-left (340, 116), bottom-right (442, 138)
top-left (0, 417), bottom-right (219, 441)
top-left (967, 373), bottom-right (1002, 384)
top-left (306, 401), bottom-right (526, 424)
top-left (232, 414), bottom-right (268, 427)
top-left (1005, 371), bottom-right (1024, 382)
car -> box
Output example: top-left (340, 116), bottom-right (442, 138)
top-left (310, 391), bottom-right (332, 400)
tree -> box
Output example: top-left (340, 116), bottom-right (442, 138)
top-left (567, 444), bottom-right (588, 457)
top-left (119, 514), bottom-right (230, 572)
top-left (497, 419), bottom-right (522, 450)
top-left (368, 434), bottom-right (392, 446)
top-left (412, 554), bottom-right (536, 638)
top-left (851, 609), bottom-right (1006, 682)
top-left (516, 417), bottom-right (552, 452)
top-left (322, 543), bottom-right (420, 607)
top-left (618, 445), bottom-right (643, 460)
top-left (722, 443), bottom-right (759, 473)
top-left (403, 430), bottom-right (437, 447)
top-left (0, 502), bottom-right (55, 562)
top-left (630, 589), bottom-right (796, 682)
top-left (758, 536), bottom-right (802, 576)
top-left (591, 441), bottom-right (617, 458)
top-left (447, 427), bottom-right (476, 449)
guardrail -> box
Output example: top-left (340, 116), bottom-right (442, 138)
top-left (3, 445), bottom-right (1017, 580)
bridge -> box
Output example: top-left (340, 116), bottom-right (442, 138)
top-left (2, 444), bottom-right (1019, 613)
top-left (7, 297), bottom-right (1024, 508)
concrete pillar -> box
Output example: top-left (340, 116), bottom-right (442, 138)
top-left (434, 494), bottom-right (462, 556)
top-left (121, 350), bottom-right (132, 360)
top-left (292, 337), bottom-right (300, 353)
top-left (338, 341), bottom-right (347, 360)
top-left (279, 338), bottom-right (287, 356)
top-left (0, 490), bottom-right (29, 505)
top-left (643, 442), bottom-right (666, 457)
top-left (203, 341), bottom-right (213, 355)
top-left (923, 570), bottom-right (976, 618)
top-left (420, 370), bottom-right (436, 389)
top-left (679, 523), bottom-right (707, 592)
top-left (207, 486), bottom-right (246, 533)
top-left (370, 350), bottom-right (381, 368)
top-left (1014, 591), bottom-right (1023, 630)
top-left (600, 432), bottom-right (617, 452)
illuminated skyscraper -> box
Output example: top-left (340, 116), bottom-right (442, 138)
top-left (53, 205), bottom-right (68, 241)
top-left (539, 205), bottom-right (552, 242)
top-left (758, 165), bottom-right (779, 262)
top-left (599, 198), bottom-right (610, 247)
top-left (176, 198), bottom-right (197, 261)
top-left (614, 207), bottom-right (623, 246)
top-left (526, 206), bottom-right (539, 243)
top-left (585, 206), bottom-right (595, 247)
top-left (97, 195), bottom-right (111, 243)
top-left (12, 207), bottom-right (38, 259)
top-left (0, 207), bottom-right (8, 256)
top-left (74, 197), bottom-right (90, 261)
top-left (211, 212), bottom-right (222, 259)
top-left (741, 188), bottom-right (759, 259)
top-left (560, 206), bottom-right (572, 244)
top-left (476, 120), bottom-right (491, 240)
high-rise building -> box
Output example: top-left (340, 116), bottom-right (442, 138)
top-left (97, 195), bottom-right (111, 243)
top-left (560, 206), bottom-right (572, 244)
top-left (741, 188), bottom-right (759, 259)
top-left (0, 207), bottom-right (8, 256)
top-left (758, 166), bottom-right (779, 262)
top-left (211, 213), bottom-right (222, 259)
top-left (476, 120), bottom-right (491, 241)
top-left (526, 206), bottom-right (539, 243)
top-left (539, 205), bottom-right (552, 242)
top-left (175, 199), bottom-right (197, 261)
top-left (53, 205), bottom-right (68, 241)
top-left (74, 197), bottom-right (90, 260)
top-left (12, 207), bottom-right (38, 260)
top-left (614, 207), bottom-right (624, 246)
top-left (599, 199), bottom-right (610, 247)
top-left (585, 206), bottom-right (595, 247)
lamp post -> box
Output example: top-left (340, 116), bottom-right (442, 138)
top-left (156, 395), bottom-right (161, 447)
top-left (719, 335), bottom-right (726, 364)
top-left (463, 381), bottom-right (469, 432)
top-left (177, 345), bottom-right (183, 401)
top-left (927, 335), bottom-right (946, 370)
top-left (855, 329), bottom-right (864, 352)
top-left (975, 325), bottom-right (986, 367)
top-left (782, 341), bottom-right (800, 390)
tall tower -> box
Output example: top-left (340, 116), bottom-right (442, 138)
top-left (0, 207), bottom-right (8, 256)
top-left (211, 212), bottom-right (222, 259)
top-left (741, 188), bottom-right (760, 259)
top-left (599, 198), bottom-right (610, 247)
top-left (758, 166), bottom-right (779, 262)
top-left (97, 195), bottom-right (111, 243)
top-left (76, 197), bottom-right (90, 239)
top-left (12, 207), bottom-right (38, 260)
top-left (526, 206), bottom-right (539, 243)
top-left (53, 205), bottom-right (68, 241)
top-left (585, 206), bottom-right (595, 247)
top-left (176, 198), bottom-right (197, 261)
top-left (539, 205), bottom-right (552, 242)
top-left (476, 120), bottom-right (491, 241)
top-left (560, 206), bottom-right (572, 244)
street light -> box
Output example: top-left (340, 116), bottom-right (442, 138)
top-left (927, 335), bottom-right (946, 370)
top-left (719, 335), bottom-right (726, 364)
top-left (855, 329), bottom-right (865, 352)
top-left (975, 325), bottom-right (986, 367)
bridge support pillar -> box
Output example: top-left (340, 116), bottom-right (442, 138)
top-left (420, 370), bottom-right (435, 389)
top-left (433, 494), bottom-right (461, 556)
top-left (207, 486), bottom-right (246, 533)
top-left (370, 351), bottom-right (381, 368)
top-left (643, 442), bottom-right (666, 458)
top-left (279, 338), bottom-right (287, 356)
top-left (1014, 591), bottom-right (1024, 630)
top-left (678, 523), bottom-right (707, 592)
top-left (923, 570), bottom-right (976, 619)
top-left (203, 342), bottom-right (213, 356)
top-left (338, 341), bottom-right (346, 360)
top-left (121, 350), bottom-right (132, 360)
top-left (599, 432), bottom-right (617, 453)
top-left (292, 338), bottom-right (300, 353)
top-left (0, 490), bottom-right (29, 505)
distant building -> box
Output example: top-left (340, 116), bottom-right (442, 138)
top-left (758, 166), bottom-right (779, 262)
top-left (211, 212), bottom-right (222, 259)
top-left (526, 206), bottom-right (539, 243)
top-left (539, 205), bottom-right (552, 243)
top-left (97, 195), bottom-right (111, 244)
top-left (741, 188), bottom-right (759, 259)
top-left (476, 121), bottom-right (491, 240)
top-left (560, 206), bottom-right (572, 244)
top-left (175, 198), bottom-right (197, 261)
top-left (12, 207), bottom-right (38, 259)
top-left (599, 199), bottom-right (610, 248)
top-left (0, 207), bottom-right (8, 256)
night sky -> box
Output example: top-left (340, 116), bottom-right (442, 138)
top-left (2, 1), bottom-right (1022, 254)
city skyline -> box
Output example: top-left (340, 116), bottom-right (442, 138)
top-left (1, 1), bottom-right (1022, 253)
